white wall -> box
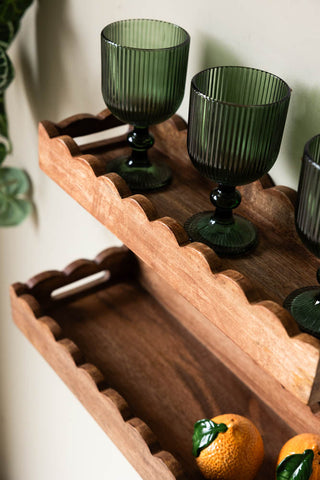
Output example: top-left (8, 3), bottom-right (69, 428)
top-left (1, 0), bottom-right (319, 479)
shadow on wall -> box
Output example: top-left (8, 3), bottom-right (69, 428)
top-left (196, 32), bottom-right (243, 72)
top-left (285, 83), bottom-right (320, 175)
top-left (17, 0), bottom-right (80, 122)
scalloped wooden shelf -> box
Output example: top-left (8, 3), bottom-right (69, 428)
top-left (10, 246), bottom-right (304, 480)
top-left (11, 109), bottom-right (320, 480)
top-left (37, 109), bottom-right (320, 408)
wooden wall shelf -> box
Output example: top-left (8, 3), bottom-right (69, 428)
top-left (10, 109), bottom-right (320, 480)
top-left (37, 109), bottom-right (320, 406)
top-left (10, 246), bottom-right (306, 480)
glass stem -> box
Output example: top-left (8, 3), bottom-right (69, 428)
top-left (210, 184), bottom-right (241, 225)
top-left (127, 126), bottom-right (154, 168)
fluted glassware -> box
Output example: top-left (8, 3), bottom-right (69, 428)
top-left (184, 66), bottom-right (291, 256)
top-left (284, 134), bottom-right (320, 338)
top-left (101, 19), bottom-right (190, 191)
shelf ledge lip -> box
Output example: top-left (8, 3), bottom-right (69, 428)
top-left (10, 247), bottom-right (186, 480)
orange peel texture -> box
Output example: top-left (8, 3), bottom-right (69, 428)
top-left (195, 413), bottom-right (264, 480)
top-left (277, 433), bottom-right (320, 480)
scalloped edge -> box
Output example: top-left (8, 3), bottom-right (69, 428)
top-left (38, 110), bottom-right (320, 405)
top-left (10, 248), bottom-right (185, 480)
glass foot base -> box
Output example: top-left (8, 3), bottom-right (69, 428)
top-left (184, 211), bottom-right (257, 256)
top-left (106, 156), bottom-right (172, 192)
top-left (284, 287), bottom-right (320, 338)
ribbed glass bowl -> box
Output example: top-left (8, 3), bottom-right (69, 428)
top-left (284, 134), bottom-right (320, 338)
top-left (101, 19), bottom-right (190, 191)
top-left (185, 66), bottom-right (291, 256)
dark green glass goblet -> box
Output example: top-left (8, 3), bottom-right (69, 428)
top-left (184, 66), bottom-right (291, 256)
top-left (101, 19), bottom-right (190, 191)
top-left (284, 135), bottom-right (320, 338)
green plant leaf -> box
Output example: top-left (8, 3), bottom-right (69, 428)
top-left (0, 142), bottom-right (7, 163)
top-left (0, 0), bottom-right (33, 26)
top-left (0, 195), bottom-right (31, 225)
top-left (192, 419), bottom-right (228, 457)
top-left (0, 94), bottom-right (8, 140)
top-left (276, 449), bottom-right (314, 480)
top-left (0, 165), bottom-right (29, 194)
top-left (0, 166), bottom-right (31, 225)
top-left (0, 1), bottom-right (34, 226)
top-left (0, 94), bottom-right (10, 161)
top-left (0, 45), bottom-right (14, 92)
top-left (0, 20), bottom-right (18, 48)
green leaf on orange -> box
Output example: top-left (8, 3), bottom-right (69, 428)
top-left (192, 419), bottom-right (228, 457)
top-left (276, 449), bottom-right (314, 480)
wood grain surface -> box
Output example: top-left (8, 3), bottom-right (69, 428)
top-left (11, 248), bottom-right (183, 480)
top-left (138, 261), bottom-right (320, 434)
top-left (38, 109), bottom-right (320, 405)
top-left (11, 247), bottom-right (298, 480)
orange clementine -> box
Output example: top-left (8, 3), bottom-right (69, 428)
top-left (193, 413), bottom-right (264, 480)
top-left (277, 433), bottom-right (320, 480)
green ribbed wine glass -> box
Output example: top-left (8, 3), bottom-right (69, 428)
top-left (284, 135), bottom-right (320, 338)
top-left (101, 19), bottom-right (190, 191)
top-left (184, 66), bottom-right (291, 256)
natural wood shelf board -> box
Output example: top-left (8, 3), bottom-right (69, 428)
top-left (11, 247), bottom-right (299, 480)
top-left (11, 248), bottom-right (182, 480)
top-left (138, 262), bottom-right (320, 434)
top-left (38, 109), bottom-right (320, 405)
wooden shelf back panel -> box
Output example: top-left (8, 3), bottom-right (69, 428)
top-left (38, 109), bottom-right (320, 405)
top-left (11, 247), bottom-right (299, 480)
top-left (137, 261), bottom-right (320, 435)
